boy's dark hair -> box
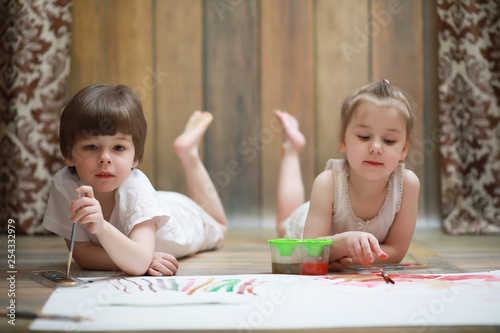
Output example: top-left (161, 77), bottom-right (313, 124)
top-left (59, 84), bottom-right (147, 163)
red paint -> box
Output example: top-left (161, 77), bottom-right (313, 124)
top-left (56, 278), bottom-right (75, 283)
top-left (386, 274), bottom-right (500, 282)
top-left (181, 279), bottom-right (195, 292)
top-left (302, 262), bottom-right (329, 275)
top-left (320, 273), bottom-right (500, 285)
top-left (237, 279), bottom-right (257, 294)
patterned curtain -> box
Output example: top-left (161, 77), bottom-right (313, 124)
top-left (437, 1), bottom-right (500, 234)
top-left (0, 1), bottom-right (72, 233)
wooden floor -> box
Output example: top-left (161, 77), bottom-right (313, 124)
top-left (2, 228), bottom-right (500, 332)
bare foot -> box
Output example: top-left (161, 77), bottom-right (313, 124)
top-left (173, 111), bottom-right (213, 159)
top-left (275, 110), bottom-right (306, 153)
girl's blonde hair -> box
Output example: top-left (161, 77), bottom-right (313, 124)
top-left (339, 79), bottom-right (414, 143)
top-left (59, 84), bottom-right (147, 163)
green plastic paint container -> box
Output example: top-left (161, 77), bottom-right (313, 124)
top-left (301, 239), bottom-right (332, 275)
top-left (268, 238), bottom-right (332, 275)
top-left (268, 239), bottom-right (303, 274)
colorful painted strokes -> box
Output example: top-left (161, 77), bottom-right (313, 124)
top-left (105, 277), bottom-right (264, 295)
top-left (31, 272), bottom-right (500, 331)
top-left (315, 272), bottom-right (500, 291)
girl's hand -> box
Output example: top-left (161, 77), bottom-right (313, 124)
top-left (69, 186), bottom-right (106, 235)
top-left (148, 252), bottom-right (179, 276)
top-left (343, 231), bottom-right (388, 267)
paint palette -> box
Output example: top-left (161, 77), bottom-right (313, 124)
top-left (30, 270), bottom-right (84, 288)
top-left (345, 263), bottom-right (431, 274)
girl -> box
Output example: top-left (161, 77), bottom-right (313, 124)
top-left (275, 80), bottom-right (420, 271)
top-left (43, 84), bottom-right (227, 276)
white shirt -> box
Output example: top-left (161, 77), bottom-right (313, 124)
top-left (42, 167), bottom-right (224, 258)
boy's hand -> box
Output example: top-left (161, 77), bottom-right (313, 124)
top-left (69, 186), bottom-right (106, 235)
top-left (148, 252), bottom-right (179, 276)
top-left (343, 231), bottom-right (388, 267)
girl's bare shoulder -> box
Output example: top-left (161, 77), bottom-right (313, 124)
top-left (402, 168), bottom-right (420, 196)
top-left (313, 169), bottom-right (335, 190)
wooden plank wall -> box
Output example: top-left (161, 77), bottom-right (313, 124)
top-left (261, 0), bottom-right (315, 221)
top-left (69, 0), bottom-right (432, 228)
top-left (204, 0), bottom-right (261, 221)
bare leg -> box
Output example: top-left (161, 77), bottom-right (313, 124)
top-left (173, 111), bottom-right (227, 235)
top-left (275, 110), bottom-right (306, 237)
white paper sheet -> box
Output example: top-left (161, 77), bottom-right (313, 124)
top-left (30, 270), bottom-right (500, 331)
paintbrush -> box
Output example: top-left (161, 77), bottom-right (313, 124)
top-left (1, 311), bottom-right (91, 322)
top-left (380, 269), bottom-right (395, 284)
top-left (66, 193), bottom-right (82, 279)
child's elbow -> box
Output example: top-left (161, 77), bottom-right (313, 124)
top-left (127, 268), bottom-right (148, 276)
top-left (124, 264), bottom-right (150, 276)
top-left (124, 256), bottom-right (153, 276)
top-left (386, 252), bottom-right (405, 264)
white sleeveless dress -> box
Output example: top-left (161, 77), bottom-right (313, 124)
top-left (282, 159), bottom-right (405, 242)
